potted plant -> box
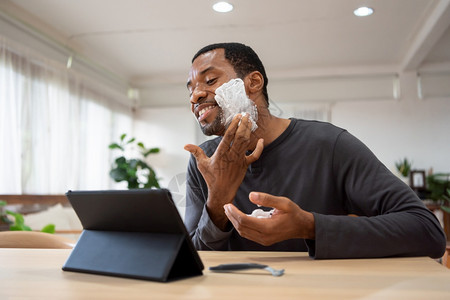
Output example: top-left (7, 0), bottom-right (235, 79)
top-left (426, 173), bottom-right (450, 241)
top-left (0, 200), bottom-right (55, 233)
top-left (426, 173), bottom-right (450, 212)
top-left (109, 134), bottom-right (161, 189)
top-left (0, 200), bottom-right (13, 231)
top-left (395, 158), bottom-right (412, 184)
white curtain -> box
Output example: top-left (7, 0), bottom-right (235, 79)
top-left (0, 36), bottom-right (133, 194)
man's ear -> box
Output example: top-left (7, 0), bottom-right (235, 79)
top-left (244, 71), bottom-right (264, 95)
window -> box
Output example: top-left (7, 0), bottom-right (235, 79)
top-left (0, 37), bottom-right (133, 194)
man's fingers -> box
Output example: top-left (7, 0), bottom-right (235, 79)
top-left (216, 114), bottom-right (253, 156)
top-left (216, 114), bottom-right (241, 155)
top-left (224, 203), bottom-right (262, 231)
top-left (184, 144), bottom-right (207, 161)
top-left (248, 192), bottom-right (292, 211)
top-left (232, 115), bottom-right (252, 153)
top-left (224, 203), bottom-right (273, 245)
top-left (246, 138), bottom-right (264, 164)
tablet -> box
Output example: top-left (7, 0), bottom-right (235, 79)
top-left (62, 188), bottom-right (204, 282)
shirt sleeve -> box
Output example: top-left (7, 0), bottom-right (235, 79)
top-left (184, 155), bottom-right (233, 250)
top-left (307, 131), bottom-right (446, 259)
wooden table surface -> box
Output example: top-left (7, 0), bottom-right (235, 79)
top-left (1, 249), bottom-right (450, 299)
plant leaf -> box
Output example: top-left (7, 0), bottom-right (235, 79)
top-left (120, 133), bottom-right (127, 141)
top-left (41, 224), bottom-right (55, 233)
top-left (115, 156), bottom-right (127, 164)
top-left (427, 173), bottom-right (450, 201)
top-left (9, 223), bottom-right (32, 231)
top-left (137, 160), bottom-right (149, 168)
top-left (6, 210), bottom-right (24, 224)
top-left (145, 167), bottom-right (161, 188)
top-left (128, 159), bottom-right (139, 169)
top-left (1, 215), bottom-right (12, 224)
top-left (4, 210), bottom-right (33, 231)
top-left (128, 178), bottom-right (139, 189)
top-left (126, 137), bottom-right (136, 144)
top-left (440, 206), bottom-right (450, 214)
top-left (9, 225), bottom-right (21, 231)
top-left (108, 143), bottom-right (124, 151)
top-left (110, 168), bottom-right (128, 182)
top-left (144, 147), bottom-right (160, 157)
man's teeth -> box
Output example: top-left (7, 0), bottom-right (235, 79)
top-left (198, 106), bottom-right (215, 118)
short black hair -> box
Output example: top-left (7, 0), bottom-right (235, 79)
top-left (192, 42), bottom-right (269, 105)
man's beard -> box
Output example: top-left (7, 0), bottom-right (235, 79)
top-left (200, 109), bottom-right (226, 136)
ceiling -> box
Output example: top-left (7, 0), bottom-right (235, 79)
top-left (1, 0), bottom-right (450, 105)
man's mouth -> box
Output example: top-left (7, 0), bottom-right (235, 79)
top-left (196, 104), bottom-right (217, 122)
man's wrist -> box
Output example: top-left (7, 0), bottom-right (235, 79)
top-left (206, 202), bottom-right (230, 231)
top-left (305, 212), bottom-right (316, 240)
top-left (206, 188), bottom-right (237, 231)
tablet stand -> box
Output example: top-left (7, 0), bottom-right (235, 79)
top-left (63, 230), bottom-right (203, 282)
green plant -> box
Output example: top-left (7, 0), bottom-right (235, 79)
top-left (0, 200), bottom-right (12, 227)
top-left (395, 158), bottom-right (412, 177)
top-left (442, 190), bottom-right (450, 214)
top-left (426, 173), bottom-right (450, 213)
top-left (0, 200), bottom-right (55, 233)
top-left (109, 133), bottom-right (161, 189)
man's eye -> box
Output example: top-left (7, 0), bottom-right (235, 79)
top-left (206, 78), bottom-right (217, 85)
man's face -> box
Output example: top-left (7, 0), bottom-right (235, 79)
top-left (187, 49), bottom-right (237, 136)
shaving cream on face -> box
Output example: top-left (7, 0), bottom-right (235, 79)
top-left (214, 78), bottom-right (258, 131)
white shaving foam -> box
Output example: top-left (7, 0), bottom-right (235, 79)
top-left (247, 208), bottom-right (274, 218)
top-left (214, 78), bottom-right (258, 131)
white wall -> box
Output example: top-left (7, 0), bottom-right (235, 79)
top-left (331, 72), bottom-right (450, 173)
top-left (133, 106), bottom-right (198, 217)
top-left (332, 98), bottom-right (450, 173)
top-left (134, 106), bottom-right (198, 186)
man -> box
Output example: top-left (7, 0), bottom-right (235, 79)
top-left (184, 42), bottom-right (446, 259)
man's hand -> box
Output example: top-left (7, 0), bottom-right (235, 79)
top-left (184, 114), bottom-right (264, 230)
top-left (224, 192), bottom-right (316, 245)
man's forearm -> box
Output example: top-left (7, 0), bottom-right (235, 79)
top-left (190, 204), bottom-right (234, 250)
top-left (205, 191), bottom-right (236, 231)
top-left (310, 210), bottom-right (445, 259)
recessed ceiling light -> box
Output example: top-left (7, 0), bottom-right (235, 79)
top-left (213, 2), bottom-right (233, 13)
top-left (353, 6), bottom-right (374, 17)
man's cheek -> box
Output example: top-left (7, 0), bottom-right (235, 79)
top-left (214, 78), bottom-right (258, 132)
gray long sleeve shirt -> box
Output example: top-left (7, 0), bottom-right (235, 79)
top-left (185, 118), bottom-right (446, 259)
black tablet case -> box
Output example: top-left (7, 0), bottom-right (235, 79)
top-left (62, 189), bottom-right (203, 282)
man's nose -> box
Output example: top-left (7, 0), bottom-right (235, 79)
top-left (190, 87), bottom-right (208, 105)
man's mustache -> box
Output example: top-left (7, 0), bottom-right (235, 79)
top-left (194, 99), bottom-right (217, 110)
